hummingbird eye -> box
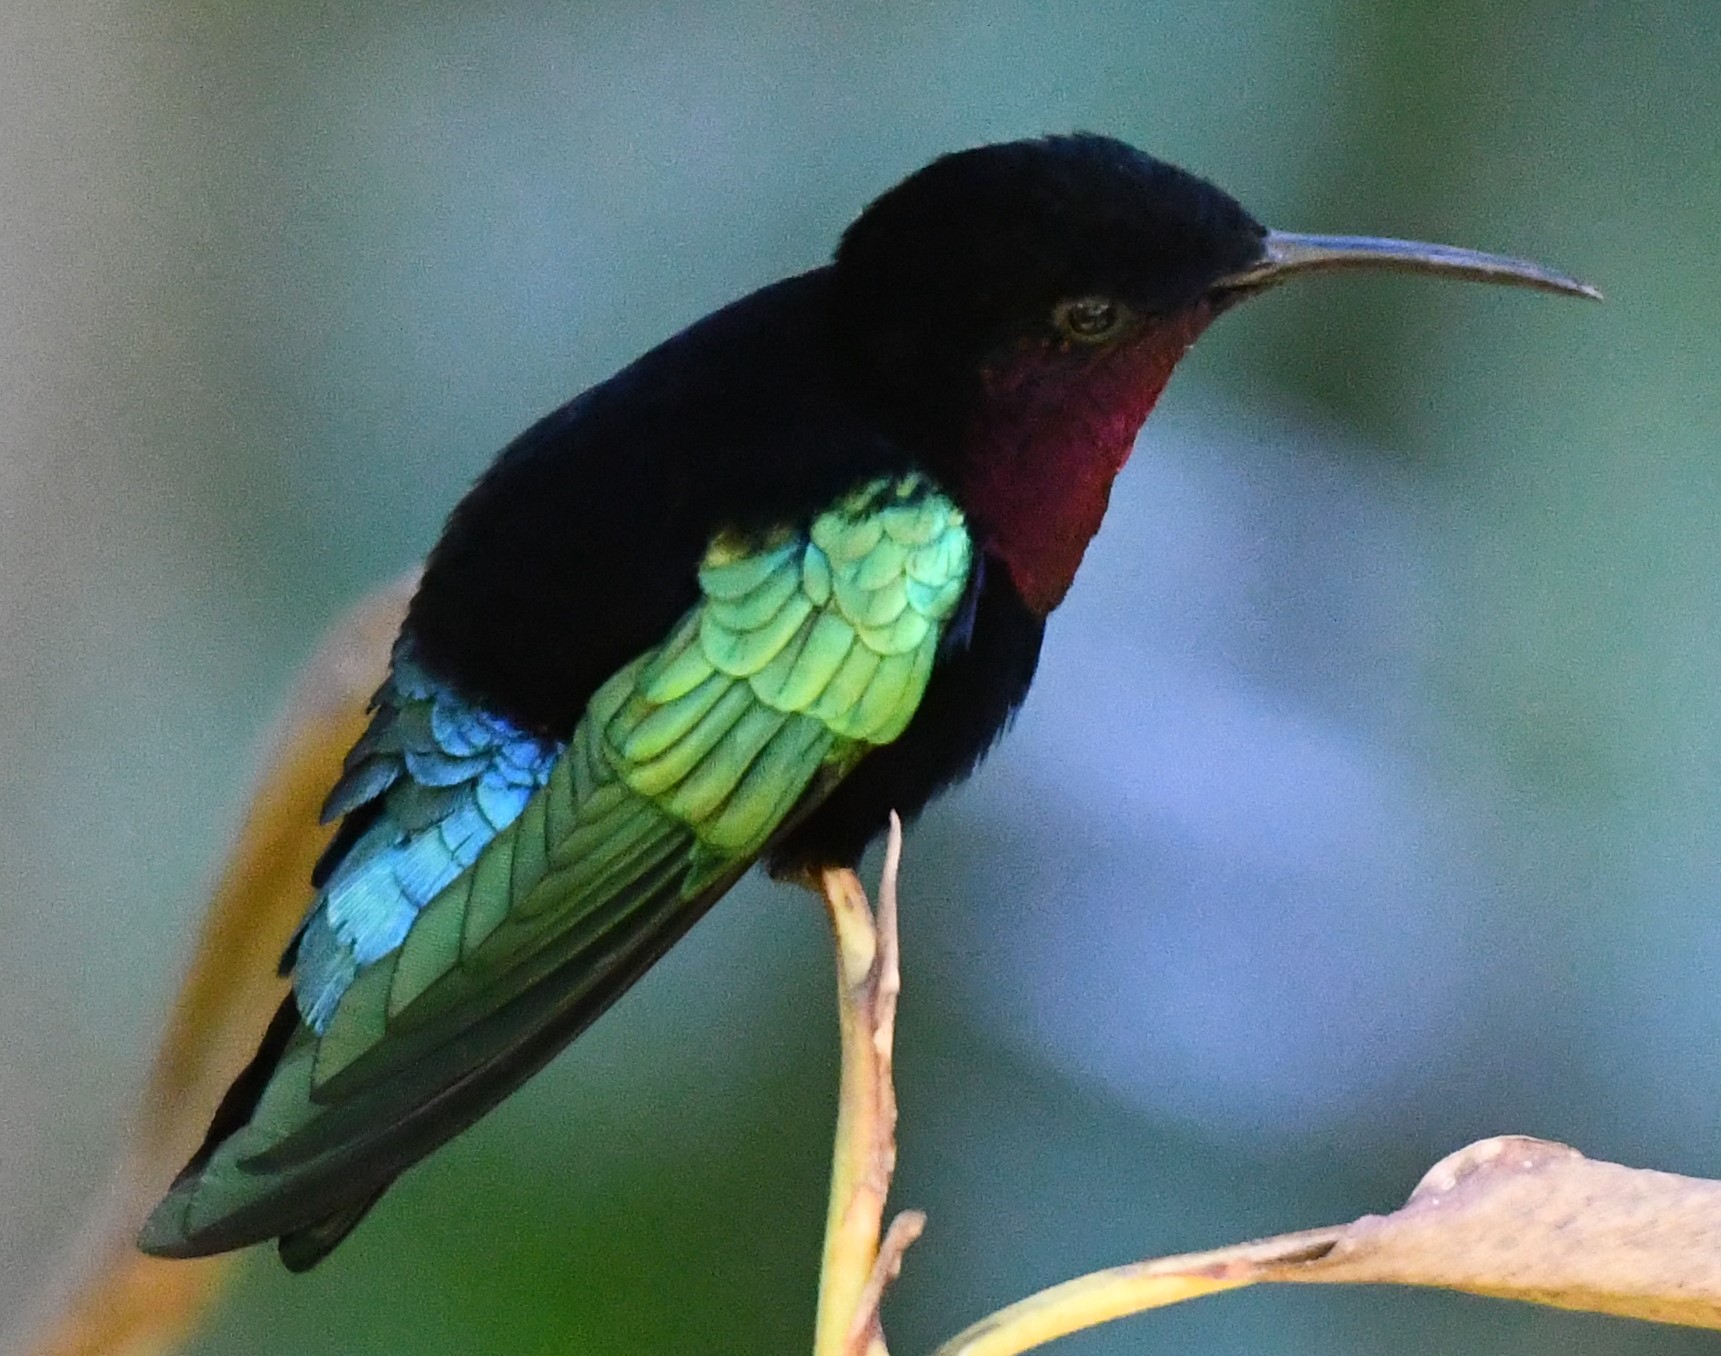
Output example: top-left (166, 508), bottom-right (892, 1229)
top-left (1052, 295), bottom-right (1129, 344)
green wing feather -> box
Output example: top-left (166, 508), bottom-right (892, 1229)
top-left (140, 472), bottom-right (971, 1260)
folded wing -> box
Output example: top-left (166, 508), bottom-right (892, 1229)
top-left (139, 472), bottom-right (971, 1265)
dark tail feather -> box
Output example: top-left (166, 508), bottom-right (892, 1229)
top-left (179, 997), bottom-right (302, 1181)
top-left (278, 1187), bottom-right (389, 1271)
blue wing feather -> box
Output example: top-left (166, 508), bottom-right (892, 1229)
top-left (294, 645), bottom-right (559, 1030)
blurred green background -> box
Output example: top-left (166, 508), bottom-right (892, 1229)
top-left (3, 1), bottom-right (1718, 1352)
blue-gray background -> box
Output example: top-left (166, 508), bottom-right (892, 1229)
top-left (3, 2), bottom-right (1717, 1352)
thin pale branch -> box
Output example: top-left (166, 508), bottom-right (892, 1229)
top-left (813, 814), bottom-right (918, 1356)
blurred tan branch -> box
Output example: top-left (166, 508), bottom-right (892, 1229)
top-left (6, 576), bottom-right (415, 1356)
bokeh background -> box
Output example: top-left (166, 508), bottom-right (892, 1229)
top-left (3, 2), bottom-right (1718, 1352)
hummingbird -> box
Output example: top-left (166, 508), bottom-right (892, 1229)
top-left (138, 133), bottom-right (1594, 1269)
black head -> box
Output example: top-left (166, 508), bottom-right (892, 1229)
top-left (825, 134), bottom-right (1596, 614)
top-left (830, 134), bottom-right (1265, 437)
top-left (828, 133), bottom-right (1596, 449)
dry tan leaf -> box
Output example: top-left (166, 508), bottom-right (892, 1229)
top-left (935, 1135), bottom-right (1721, 1355)
top-left (8, 575), bottom-right (414, 1356)
top-left (1271, 1134), bottom-right (1721, 1326)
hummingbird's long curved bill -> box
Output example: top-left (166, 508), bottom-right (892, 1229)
top-left (1216, 230), bottom-right (1601, 301)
